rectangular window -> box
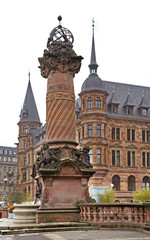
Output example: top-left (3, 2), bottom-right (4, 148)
top-left (78, 131), bottom-right (80, 143)
top-left (112, 105), bottom-right (118, 113)
top-left (112, 150), bottom-right (120, 166)
top-left (111, 127), bottom-right (120, 140)
top-left (24, 140), bottom-right (27, 149)
top-left (142, 152), bottom-right (145, 167)
top-left (82, 99), bottom-right (85, 109)
top-left (147, 153), bottom-right (150, 167)
top-left (82, 126), bottom-right (84, 138)
top-left (128, 106), bottom-right (133, 115)
top-left (88, 125), bottom-right (92, 137)
top-left (127, 151), bottom-right (131, 166)
top-left (24, 157), bottom-right (27, 166)
top-left (127, 129), bottom-right (135, 141)
top-left (28, 154), bottom-right (30, 164)
top-left (112, 150), bottom-right (115, 166)
top-left (97, 125), bottom-right (101, 137)
top-left (97, 148), bottom-right (101, 164)
top-left (147, 131), bottom-right (150, 142)
top-left (142, 130), bottom-right (150, 142)
top-left (127, 151), bottom-right (135, 167)
top-left (116, 151), bottom-right (120, 166)
top-left (142, 152), bottom-right (150, 167)
top-left (89, 149), bottom-right (93, 164)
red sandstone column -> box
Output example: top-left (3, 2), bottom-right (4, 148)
top-left (46, 71), bottom-right (76, 144)
top-left (38, 17), bottom-right (83, 148)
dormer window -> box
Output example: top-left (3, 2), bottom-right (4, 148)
top-left (87, 97), bottom-right (93, 108)
top-left (96, 97), bottom-right (101, 108)
top-left (141, 108), bottom-right (148, 117)
top-left (23, 112), bottom-right (28, 118)
top-left (111, 104), bottom-right (119, 114)
top-left (127, 106), bottom-right (134, 115)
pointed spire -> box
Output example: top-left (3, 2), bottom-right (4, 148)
top-left (88, 19), bottom-right (98, 75)
top-left (28, 71), bottom-right (30, 82)
top-left (19, 75), bottom-right (41, 123)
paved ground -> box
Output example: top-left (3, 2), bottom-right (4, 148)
top-left (0, 230), bottom-right (150, 240)
top-left (0, 219), bottom-right (150, 240)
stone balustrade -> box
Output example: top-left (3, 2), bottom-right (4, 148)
top-left (78, 203), bottom-right (150, 227)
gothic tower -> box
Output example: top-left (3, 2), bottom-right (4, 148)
top-left (16, 73), bottom-right (41, 197)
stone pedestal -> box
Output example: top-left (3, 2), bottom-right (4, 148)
top-left (13, 204), bottom-right (40, 224)
top-left (35, 145), bottom-right (95, 223)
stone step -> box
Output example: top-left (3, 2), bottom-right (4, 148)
top-left (1, 225), bottom-right (99, 235)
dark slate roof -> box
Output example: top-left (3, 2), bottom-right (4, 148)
top-left (81, 75), bottom-right (106, 92)
top-left (19, 81), bottom-right (41, 123)
top-left (30, 123), bottom-right (46, 145)
top-left (77, 80), bottom-right (150, 120)
top-left (123, 92), bottom-right (135, 106)
top-left (75, 98), bottom-right (81, 111)
top-left (0, 146), bottom-right (17, 156)
top-left (108, 91), bottom-right (120, 105)
top-left (103, 80), bottom-right (150, 119)
top-left (138, 96), bottom-right (150, 108)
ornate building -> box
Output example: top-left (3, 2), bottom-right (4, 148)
top-left (17, 22), bottom-right (150, 202)
top-left (76, 22), bottom-right (150, 202)
top-left (16, 75), bottom-right (46, 198)
top-left (0, 146), bottom-right (17, 201)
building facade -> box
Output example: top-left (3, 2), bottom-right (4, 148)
top-left (76, 24), bottom-right (150, 202)
top-left (16, 76), bottom-right (46, 199)
top-left (0, 146), bottom-right (17, 201)
top-left (17, 26), bottom-right (150, 202)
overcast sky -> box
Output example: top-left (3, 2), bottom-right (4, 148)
top-left (0, 0), bottom-right (150, 147)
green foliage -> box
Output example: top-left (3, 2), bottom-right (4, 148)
top-left (133, 190), bottom-right (150, 203)
top-left (7, 190), bottom-right (28, 204)
top-left (99, 189), bottom-right (115, 203)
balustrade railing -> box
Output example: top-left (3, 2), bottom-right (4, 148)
top-left (78, 203), bottom-right (150, 226)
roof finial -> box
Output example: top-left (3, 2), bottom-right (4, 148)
top-left (92, 18), bottom-right (95, 37)
top-left (142, 90), bottom-right (145, 97)
top-left (28, 71), bottom-right (30, 82)
top-left (113, 86), bottom-right (115, 93)
top-left (58, 15), bottom-right (62, 26)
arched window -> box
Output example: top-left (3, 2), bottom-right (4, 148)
top-left (87, 97), bottom-right (93, 108)
top-left (143, 176), bottom-right (150, 191)
top-left (96, 97), bottom-right (101, 108)
top-left (112, 175), bottom-right (120, 191)
top-left (128, 175), bottom-right (135, 191)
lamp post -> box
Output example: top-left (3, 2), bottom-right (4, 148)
top-left (111, 183), bottom-right (114, 189)
top-left (3, 177), bottom-right (8, 206)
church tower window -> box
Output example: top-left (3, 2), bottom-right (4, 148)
top-left (87, 97), bottom-right (93, 108)
top-left (96, 97), bottom-right (101, 108)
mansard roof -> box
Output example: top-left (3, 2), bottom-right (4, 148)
top-left (77, 80), bottom-right (150, 120)
top-left (104, 81), bottom-right (150, 119)
top-left (19, 80), bottom-right (41, 123)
